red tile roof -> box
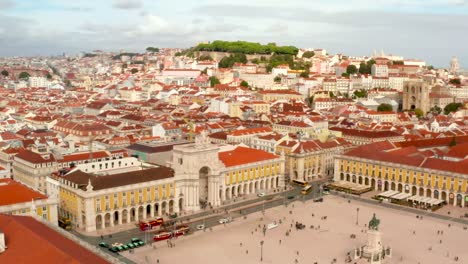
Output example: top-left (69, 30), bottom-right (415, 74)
top-left (0, 179), bottom-right (47, 206)
top-left (218, 147), bottom-right (279, 167)
top-left (0, 215), bottom-right (110, 264)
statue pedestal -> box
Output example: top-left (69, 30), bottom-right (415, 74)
top-left (362, 230), bottom-right (384, 264)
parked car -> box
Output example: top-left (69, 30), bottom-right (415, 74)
top-left (257, 192), bottom-right (266, 197)
top-left (196, 224), bottom-right (205, 230)
top-left (267, 222), bottom-right (278, 230)
top-left (98, 242), bottom-right (109, 248)
top-left (218, 217), bottom-right (232, 224)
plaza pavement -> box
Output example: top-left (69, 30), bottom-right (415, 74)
top-left (122, 194), bottom-right (468, 264)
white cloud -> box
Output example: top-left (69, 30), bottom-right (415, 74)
top-left (0, 0), bottom-right (14, 9)
top-left (113, 0), bottom-right (143, 9)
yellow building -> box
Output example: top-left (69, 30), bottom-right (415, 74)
top-left (0, 179), bottom-right (58, 224)
top-left (49, 166), bottom-right (176, 232)
top-left (276, 138), bottom-right (352, 182)
top-left (334, 140), bottom-right (468, 207)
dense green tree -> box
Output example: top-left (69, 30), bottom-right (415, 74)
top-left (341, 73), bottom-right (350, 77)
top-left (122, 63), bottom-right (128, 69)
top-left (19, 72), bottom-right (30, 80)
top-left (131, 68), bottom-right (138, 74)
top-left (359, 62), bottom-right (368, 74)
top-left (414, 108), bottom-right (424, 118)
top-left (1, 70), bottom-right (8, 77)
top-left (198, 55), bottom-right (213, 61)
top-left (346, 65), bottom-right (358, 75)
top-left (300, 71), bottom-right (309, 78)
top-left (219, 53), bottom-right (247, 68)
top-left (302, 51), bottom-right (315, 58)
top-left (329, 91), bottom-right (335, 98)
top-left (443, 102), bottom-right (462, 114)
top-left (449, 78), bottom-right (461, 85)
top-left (201, 68), bottom-right (208, 75)
top-left (175, 52), bottom-right (182, 56)
top-left (430, 105), bottom-right (442, 114)
top-left (392, 61), bottom-right (404, 65)
top-left (377, 103), bottom-right (393, 112)
top-left (274, 76), bottom-right (282, 82)
top-left (194, 40), bottom-right (298, 55)
top-left (209, 76), bottom-right (220, 87)
top-left (353, 89), bottom-right (368, 98)
top-left (251, 58), bottom-right (260, 64)
top-left (146, 47), bottom-right (160, 53)
top-left (426, 65), bottom-right (435, 70)
top-left (46, 73), bottom-right (52, 79)
top-left (240, 80), bottom-right (249, 88)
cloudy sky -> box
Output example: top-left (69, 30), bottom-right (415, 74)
top-left (0, 0), bottom-right (467, 67)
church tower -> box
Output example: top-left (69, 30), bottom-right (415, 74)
top-left (402, 79), bottom-right (430, 114)
top-left (450, 56), bottom-right (460, 74)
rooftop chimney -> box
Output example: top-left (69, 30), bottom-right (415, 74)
top-left (0, 231), bottom-right (6, 253)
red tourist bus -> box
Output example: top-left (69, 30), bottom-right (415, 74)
top-left (153, 225), bottom-right (190, 242)
top-left (139, 217), bottom-right (163, 231)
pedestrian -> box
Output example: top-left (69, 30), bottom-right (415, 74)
top-left (440, 239), bottom-right (442, 244)
top-left (246, 250), bottom-right (248, 254)
top-left (157, 259), bottom-right (159, 263)
top-left (295, 259), bottom-right (298, 263)
top-left (100, 235), bottom-right (103, 240)
top-left (240, 242), bottom-right (242, 247)
top-left (279, 239), bottom-right (282, 245)
top-left (297, 250), bottom-right (299, 255)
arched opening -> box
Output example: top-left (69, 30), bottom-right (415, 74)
top-left (199, 167), bottom-right (211, 204)
top-left (384, 181), bottom-right (389, 191)
top-left (122, 209), bottom-right (128, 224)
top-left (426, 189), bottom-right (432, 198)
top-left (398, 184), bottom-right (403, 192)
top-left (231, 186), bottom-right (235, 198)
top-left (138, 206), bottom-right (144, 220)
top-left (294, 171), bottom-right (298, 179)
top-left (104, 213), bottom-right (111, 228)
top-left (412, 186), bottom-right (417, 195)
top-left (169, 200), bottom-right (174, 213)
top-left (365, 178), bottom-right (369, 186)
top-left (113, 211), bottom-right (119, 225)
top-left (276, 177), bottom-right (279, 188)
top-left (96, 215), bottom-right (102, 230)
top-left (352, 175), bottom-right (356, 183)
top-left (161, 201), bottom-right (167, 215)
top-left (265, 179), bottom-right (270, 190)
top-left (449, 193), bottom-right (454, 205)
top-left (419, 188), bottom-right (424, 196)
top-left (82, 215), bottom-right (86, 229)
top-left (371, 179), bottom-right (376, 189)
top-left (225, 188), bottom-right (230, 200)
top-left (346, 174), bottom-right (350, 181)
top-left (154, 204), bottom-right (159, 216)
top-left (358, 176), bottom-right (363, 185)
top-left (146, 204), bottom-right (151, 217)
top-left (271, 179), bottom-right (274, 189)
top-left (179, 198), bottom-right (183, 212)
top-left (255, 181), bottom-right (259, 191)
top-left (340, 173), bottom-right (344, 181)
top-left (434, 190), bottom-right (439, 199)
top-left (260, 180), bottom-right (265, 190)
top-left (237, 185), bottom-right (242, 196)
top-left (249, 182), bottom-right (254, 194)
top-left (456, 194), bottom-right (462, 207)
top-left (441, 191), bottom-right (447, 201)
top-left (243, 184), bottom-right (248, 195)
top-left (391, 182), bottom-right (396, 191)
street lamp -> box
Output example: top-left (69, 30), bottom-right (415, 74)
top-left (356, 207), bottom-right (360, 225)
top-left (260, 240), bottom-right (264, 262)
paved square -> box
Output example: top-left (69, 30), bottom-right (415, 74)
top-left (123, 195), bottom-right (468, 264)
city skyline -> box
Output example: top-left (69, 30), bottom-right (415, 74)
top-left (0, 0), bottom-right (467, 67)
